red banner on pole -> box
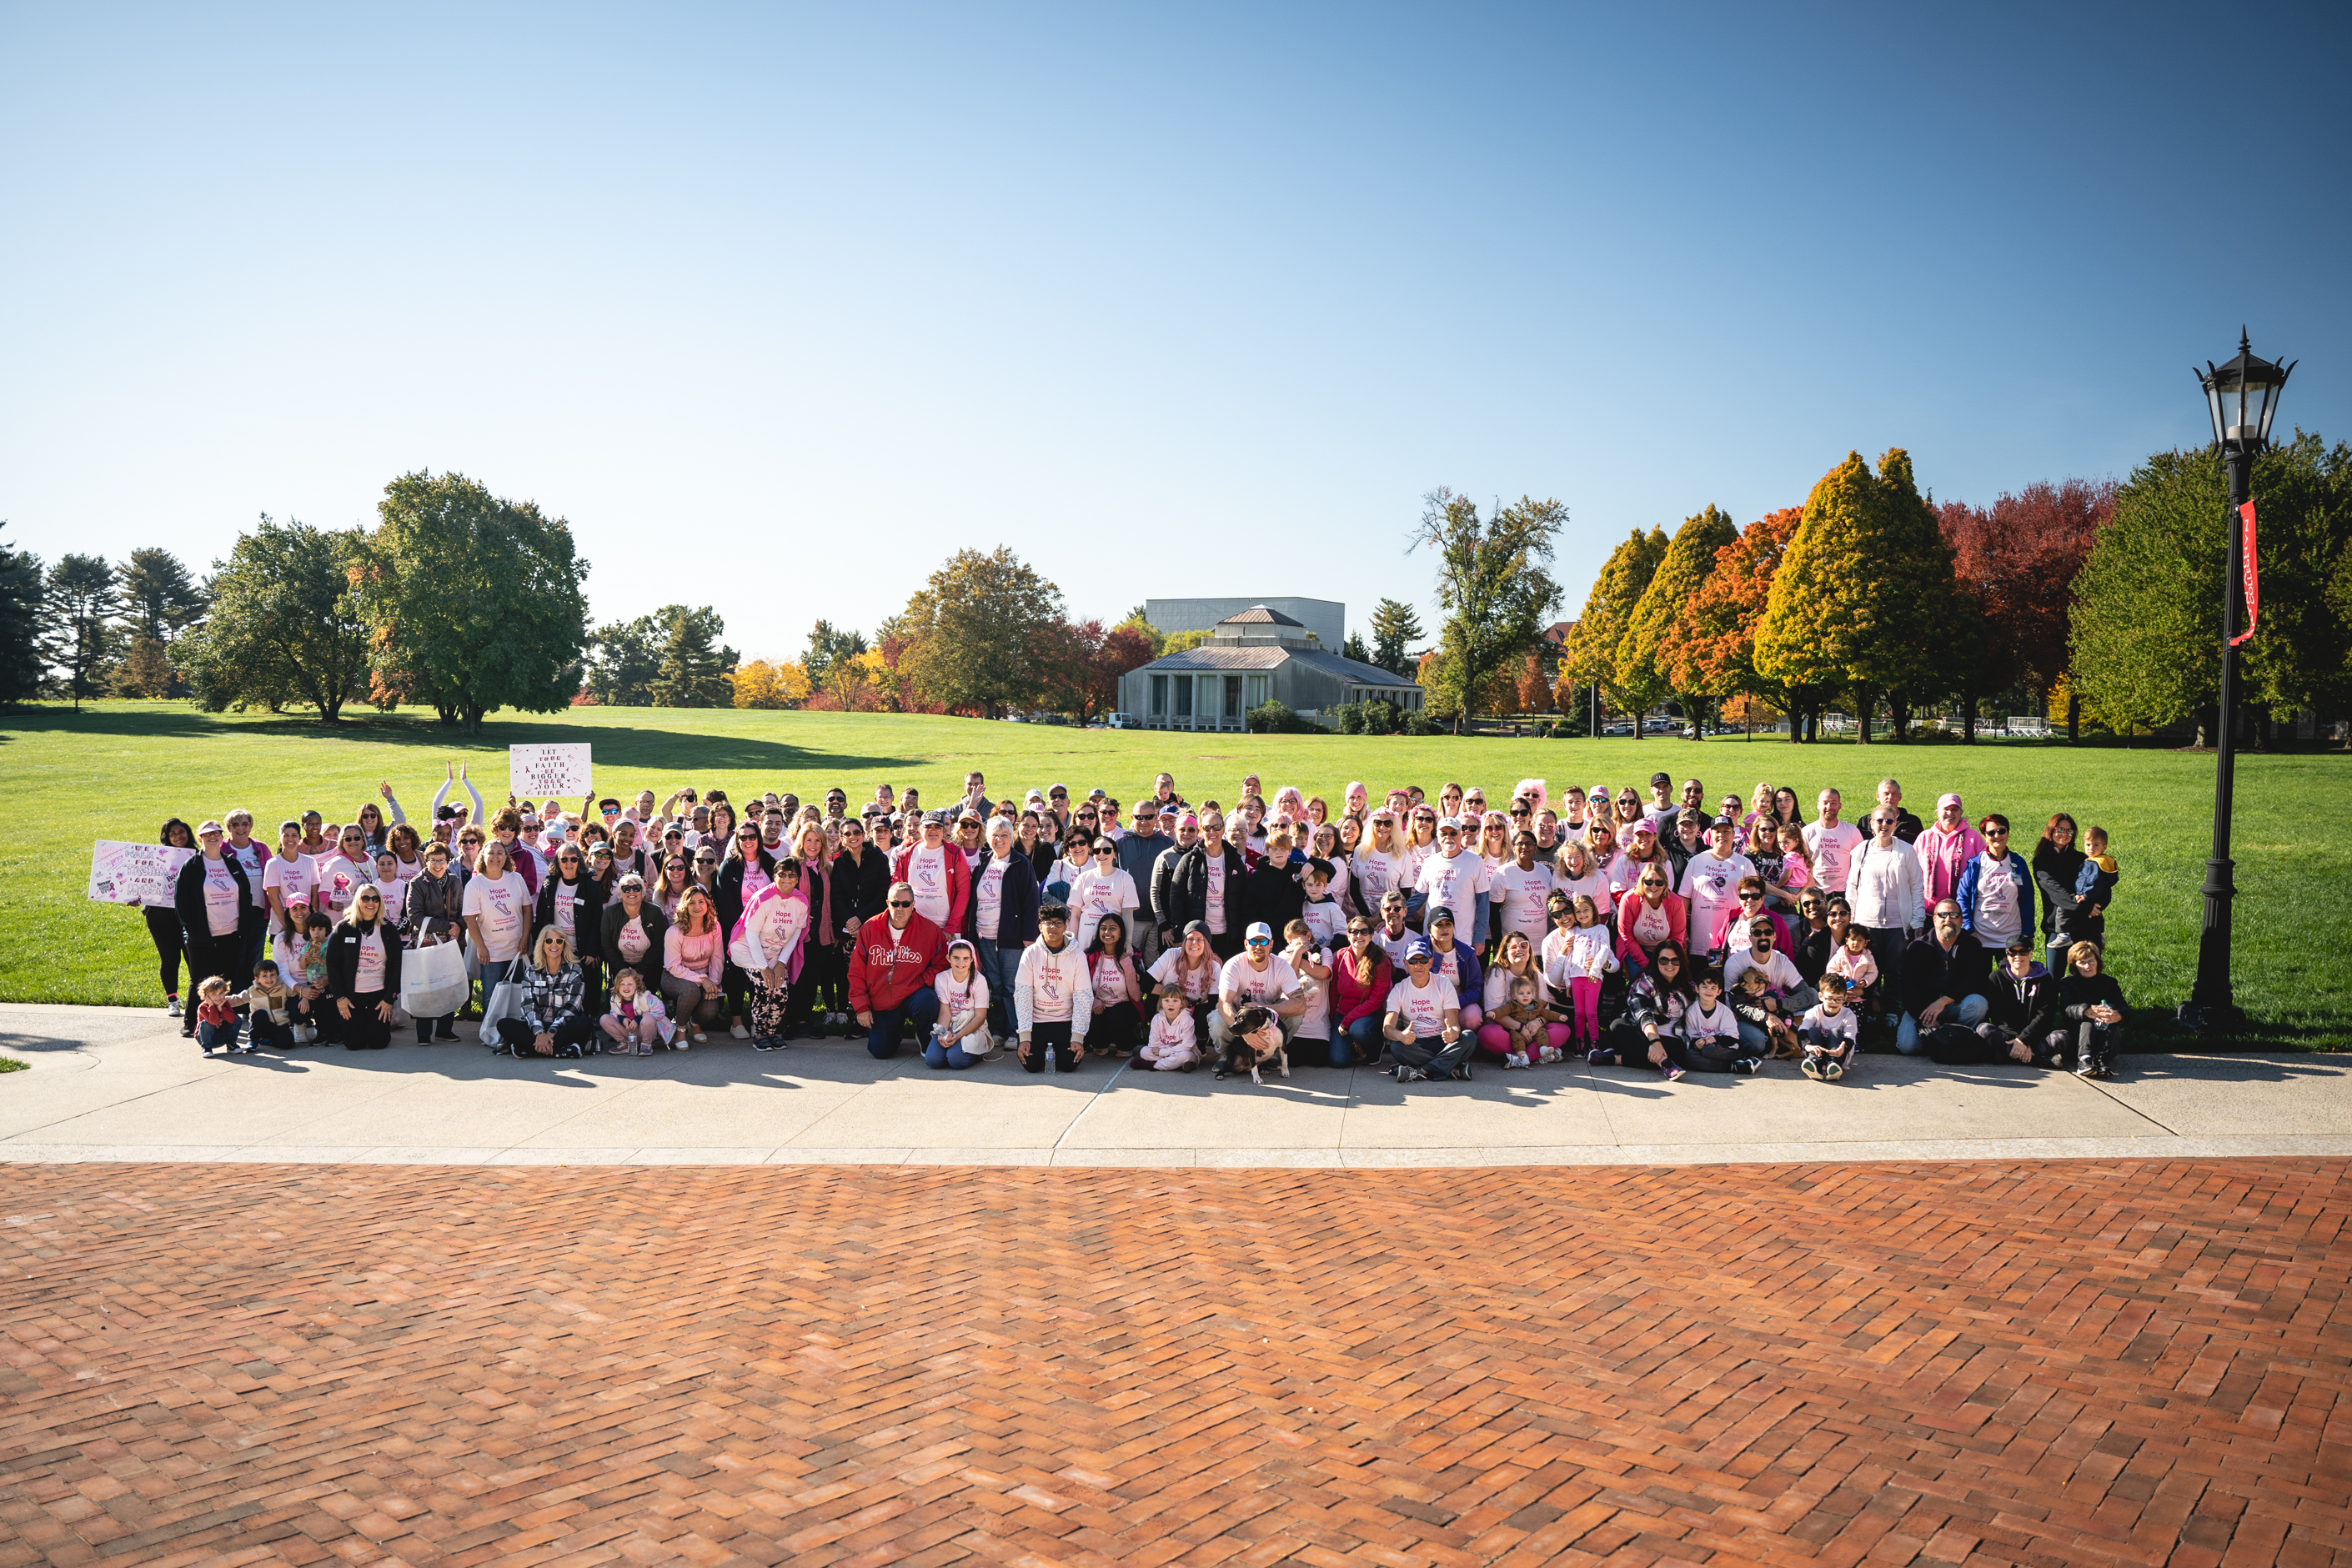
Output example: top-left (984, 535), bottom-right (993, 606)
top-left (2229, 501), bottom-right (2259, 647)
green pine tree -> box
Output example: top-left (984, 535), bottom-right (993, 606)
top-left (649, 607), bottom-right (739, 708)
top-left (0, 524), bottom-right (44, 707)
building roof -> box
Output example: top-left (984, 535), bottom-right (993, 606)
top-left (1542, 620), bottom-right (1576, 645)
top-left (1217, 604), bottom-right (1305, 628)
top-left (1129, 646), bottom-right (1419, 687)
top-left (1139, 646), bottom-right (1289, 671)
top-left (1286, 649), bottom-right (1421, 688)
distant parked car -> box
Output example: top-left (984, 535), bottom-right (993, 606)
top-left (1107, 712), bottom-right (1141, 730)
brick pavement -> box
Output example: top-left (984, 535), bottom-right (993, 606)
top-left (0, 1160), bottom-right (2345, 1568)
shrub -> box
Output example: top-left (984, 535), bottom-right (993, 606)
top-left (1405, 710), bottom-right (1446, 736)
top-left (1246, 700), bottom-right (1320, 734)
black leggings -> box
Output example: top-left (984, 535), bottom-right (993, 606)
top-left (145, 908), bottom-right (184, 999)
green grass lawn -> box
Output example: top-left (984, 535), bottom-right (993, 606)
top-left (4, 701), bottom-right (2347, 1047)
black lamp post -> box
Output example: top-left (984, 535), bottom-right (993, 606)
top-left (2179, 329), bottom-right (2293, 1034)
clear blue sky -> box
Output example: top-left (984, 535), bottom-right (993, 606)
top-left (3, 4), bottom-right (2345, 663)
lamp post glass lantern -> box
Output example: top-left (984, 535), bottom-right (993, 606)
top-left (2180, 329), bottom-right (2294, 1034)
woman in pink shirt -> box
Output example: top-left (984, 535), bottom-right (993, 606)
top-left (663, 884), bottom-right (726, 1043)
top-left (1914, 792), bottom-right (1989, 909)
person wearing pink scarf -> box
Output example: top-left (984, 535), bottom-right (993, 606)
top-left (1913, 793), bottom-right (1988, 909)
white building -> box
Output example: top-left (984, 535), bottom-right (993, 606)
top-left (1117, 606), bottom-right (1424, 731)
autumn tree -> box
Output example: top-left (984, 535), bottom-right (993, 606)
top-left (1937, 478), bottom-right (2114, 740)
top-left (803, 620), bottom-right (868, 689)
top-left (1662, 507), bottom-right (1824, 740)
top-left (1562, 526), bottom-right (1668, 735)
top-left (1620, 504), bottom-right (1737, 734)
top-left (893, 547), bottom-right (1066, 719)
top-left (1409, 488), bottom-right (1567, 734)
top-left (732, 659), bottom-right (812, 709)
top-left (1755, 449), bottom-right (1961, 743)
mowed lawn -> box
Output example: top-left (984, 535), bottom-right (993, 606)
top-left (4, 701), bottom-right (2346, 1046)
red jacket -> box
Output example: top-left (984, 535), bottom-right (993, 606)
top-left (1329, 944), bottom-right (1393, 1031)
top-left (890, 843), bottom-right (971, 937)
top-left (1615, 890), bottom-right (1688, 968)
top-left (847, 910), bottom-right (949, 1014)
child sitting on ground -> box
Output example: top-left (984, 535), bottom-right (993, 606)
top-left (600, 966), bottom-right (675, 1055)
top-left (230, 960), bottom-right (300, 1050)
top-left (1138, 986), bottom-right (1201, 1071)
top-left (925, 939), bottom-right (994, 1069)
top-left (1680, 969), bottom-right (1758, 1075)
top-left (192, 975), bottom-right (245, 1055)
top-left (1492, 974), bottom-right (1557, 1070)
top-left (1798, 974), bottom-right (1860, 1082)
top-left (1729, 959), bottom-right (1801, 1059)
top-left (292, 907), bottom-right (334, 1043)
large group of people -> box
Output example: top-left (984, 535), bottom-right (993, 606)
top-left (139, 761), bottom-right (2132, 1085)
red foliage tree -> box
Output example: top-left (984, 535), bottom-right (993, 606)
top-left (1935, 478), bottom-right (2114, 714)
top-left (1663, 507), bottom-right (1833, 738)
top-left (1032, 619), bottom-right (1150, 724)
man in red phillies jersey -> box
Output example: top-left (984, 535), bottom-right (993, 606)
top-left (849, 880), bottom-right (949, 1060)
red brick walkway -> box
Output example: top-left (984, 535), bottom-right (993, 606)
top-left (1, 1161), bottom-right (2345, 1568)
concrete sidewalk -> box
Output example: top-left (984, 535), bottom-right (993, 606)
top-left (3, 1002), bottom-right (2348, 1168)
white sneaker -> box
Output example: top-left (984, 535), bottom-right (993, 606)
top-left (1503, 1052), bottom-right (1529, 1070)
top-left (1538, 1046), bottom-right (1562, 1065)
top-left (293, 1025), bottom-right (317, 1044)
top-left (167, 996), bottom-right (183, 1018)
top-left (730, 1022), bottom-right (750, 1040)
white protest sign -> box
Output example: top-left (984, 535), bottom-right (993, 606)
top-left (511, 743), bottom-right (593, 799)
top-left (88, 840), bottom-right (194, 907)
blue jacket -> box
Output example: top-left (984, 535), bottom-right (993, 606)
top-left (963, 847), bottom-right (1041, 949)
top-left (1432, 936), bottom-right (1483, 1004)
top-left (1955, 851), bottom-right (2036, 944)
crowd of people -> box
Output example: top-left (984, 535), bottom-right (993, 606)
top-left (140, 762), bottom-right (2131, 1085)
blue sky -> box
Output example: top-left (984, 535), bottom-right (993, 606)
top-left (3, 3), bottom-right (2344, 662)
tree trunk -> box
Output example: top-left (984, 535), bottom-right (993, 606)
top-left (2067, 690), bottom-right (2080, 744)
top-left (437, 705), bottom-right (459, 726)
top-left (1888, 689), bottom-right (1911, 743)
top-left (1961, 685), bottom-right (1977, 744)
top-left (464, 704), bottom-right (487, 736)
top-left (1856, 684), bottom-right (1873, 745)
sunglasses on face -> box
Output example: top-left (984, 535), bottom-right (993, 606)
top-left (1348, 924), bottom-right (1372, 935)
top-left (1246, 938), bottom-right (1271, 949)
top-left (666, 859), bottom-right (685, 871)
top-left (889, 899), bottom-right (913, 909)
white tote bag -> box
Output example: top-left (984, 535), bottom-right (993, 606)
top-left (401, 940), bottom-right (470, 1019)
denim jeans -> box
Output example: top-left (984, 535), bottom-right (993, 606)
top-left (866, 990), bottom-right (941, 1058)
top-left (975, 938), bottom-right (1020, 1039)
top-left (1340, 1014), bottom-right (1384, 1068)
top-left (1896, 992), bottom-right (1988, 1053)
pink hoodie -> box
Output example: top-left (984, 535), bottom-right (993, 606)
top-left (1913, 794), bottom-right (1988, 909)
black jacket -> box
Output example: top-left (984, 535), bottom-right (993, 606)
top-left (1163, 842), bottom-right (1248, 934)
top-left (401, 869), bottom-right (466, 948)
top-left (715, 848), bottom-right (776, 942)
top-left (2032, 841), bottom-right (2087, 939)
top-left (831, 845), bottom-right (893, 939)
top-left (1793, 924), bottom-right (1838, 986)
top-left (963, 846), bottom-right (1041, 948)
top-left (2057, 971), bottom-right (2127, 1025)
top-left (1982, 962), bottom-right (2058, 1038)
top-left (324, 918), bottom-right (404, 999)
top-left (1242, 858), bottom-right (1304, 939)
top-left (534, 872), bottom-right (609, 960)
top-left (1903, 929), bottom-right (1993, 1018)
top-left (173, 850), bottom-right (255, 946)
top-left (599, 897), bottom-right (672, 981)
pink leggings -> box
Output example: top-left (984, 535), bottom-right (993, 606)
top-left (1474, 1020), bottom-right (1573, 1060)
top-left (1569, 977), bottom-right (1602, 1042)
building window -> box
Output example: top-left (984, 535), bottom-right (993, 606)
top-left (1223, 676), bottom-right (1242, 719)
top-left (1246, 674), bottom-right (1269, 709)
top-left (1174, 676), bottom-right (1193, 718)
top-left (1150, 674), bottom-right (1167, 716)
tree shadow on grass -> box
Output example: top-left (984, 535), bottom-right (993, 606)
top-left (0, 707), bottom-right (923, 775)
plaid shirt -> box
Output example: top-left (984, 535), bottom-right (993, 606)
top-left (519, 963), bottom-right (585, 1033)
